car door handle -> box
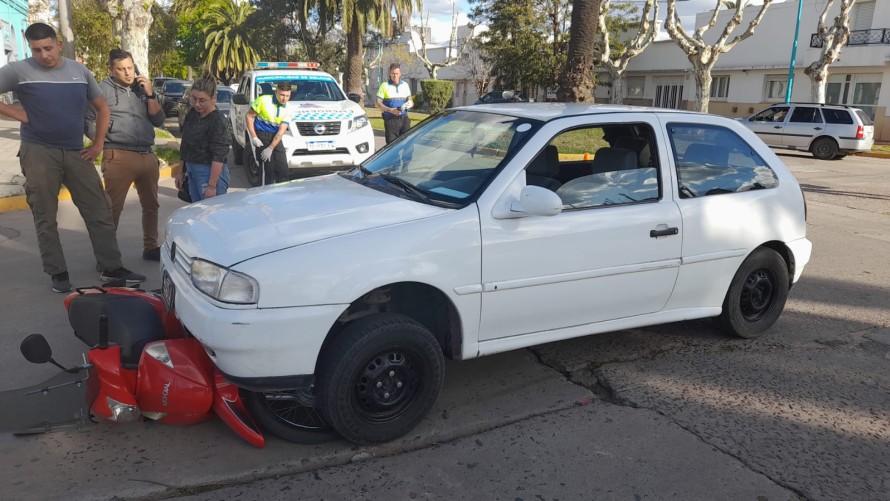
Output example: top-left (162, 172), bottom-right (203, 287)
top-left (814, 127), bottom-right (822, 130)
top-left (773, 125), bottom-right (782, 129)
top-left (650, 227), bottom-right (679, 238)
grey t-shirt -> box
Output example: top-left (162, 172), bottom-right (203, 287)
top-left (0, 57), bottom-right (102, 149)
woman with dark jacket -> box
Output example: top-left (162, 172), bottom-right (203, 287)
top-left (175, 77), bottom-right (231, 201)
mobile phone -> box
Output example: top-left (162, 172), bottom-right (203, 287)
top-left (132, 65), bottom-right (143, 91)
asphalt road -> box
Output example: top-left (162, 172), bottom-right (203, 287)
top-left (0, 149), bottom-right (887, 500)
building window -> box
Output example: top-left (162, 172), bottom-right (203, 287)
top-left (764, 76), bottom-right (787, 101)
top-left (710, 75), bottom-right (730, 99)
top-left (626, 76), bottom-right (645, 98)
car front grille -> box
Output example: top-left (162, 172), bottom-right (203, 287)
top-left (296, 122), bottom-right (341, 136)
top-left (290, 148), bottom-right (351, 156)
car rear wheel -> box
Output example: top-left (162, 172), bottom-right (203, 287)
top-left (317, 313), bottom-right (444, 445)
top-left (242, 389), bottom-right (339, 444)
top-left (811, 137), bottom-right (839, 160)
top-left (718, 247), bottom-right (789, 339)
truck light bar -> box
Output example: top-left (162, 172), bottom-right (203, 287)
top-left (256, 62), bottom-right (319, 69)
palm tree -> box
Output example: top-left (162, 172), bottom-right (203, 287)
top-left (341, 0), bottom-right (421, 95)
top-left (557, 0), bottom-right (602, 102)
top-left (202, 0), bottom-right (259, 84)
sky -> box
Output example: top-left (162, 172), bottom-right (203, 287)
top-left (416, 0), bottom-right (773, 43)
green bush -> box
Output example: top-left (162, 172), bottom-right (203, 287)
top-left (420, 80), bottom-right (454, 115)
top-left (154, 147), bottom-right (181, 165)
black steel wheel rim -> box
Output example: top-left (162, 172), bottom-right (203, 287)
top-left (739, 268), bottom-right (775, 321)
top-left (261, 391), bottom-right (329, 430)
top-left (352, 349), bottom-right (422, 423)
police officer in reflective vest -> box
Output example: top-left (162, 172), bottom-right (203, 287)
top-left (376, 63), bottom-right (414, 144)
top-left (246, 81), bottom-right (293, 184)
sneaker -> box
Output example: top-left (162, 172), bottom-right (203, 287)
top-left (100, 267), bottom-right (146, 284)
top-left (142, 247), bottom-right (161, 261)
top-left (51, 272), bottom-right (72, 293)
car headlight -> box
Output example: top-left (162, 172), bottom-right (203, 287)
top-left (191, 259), bottom-right (259, 304)
top-left (351, 114), bottom-right (369, 131)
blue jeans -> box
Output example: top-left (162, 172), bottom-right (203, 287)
top-left (186, 162), bottom-right (229, 202)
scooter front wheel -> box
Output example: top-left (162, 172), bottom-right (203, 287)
top-left (242, 389), bottom-right (339, 444)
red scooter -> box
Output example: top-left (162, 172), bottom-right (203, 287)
top-left (19, 286), bottom-right (265, 448)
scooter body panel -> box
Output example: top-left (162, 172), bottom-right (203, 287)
top-left (137, 339), bottom-right (214, 425)
top-left (87, 346), bottom-right (140, 422)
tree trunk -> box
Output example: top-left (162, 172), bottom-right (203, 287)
top-left (57, 0), bottom-right (76, 59)
top-left (344, 15), bottom-right (363, 95)
top-left (692, 62), bottom-right (714, 113)
top-left (557, 0), bottom-right (601, 102)
top-left (610, 69), bottom-right (625, 105)
top-left (807, 67), bottom-right (829, 104)
top-left (119, 0), bottom-right (153, 75)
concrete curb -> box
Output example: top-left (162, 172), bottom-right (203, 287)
top-left (857, 151), bottom-right (890, 160)
top-left (0, 166), bottom-right (173, 214)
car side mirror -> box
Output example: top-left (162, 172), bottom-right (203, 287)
top-left (347, 93), bottom-right (362, 104)
top-left (497, 185), bottom-right (562, 219)
top-left (232, 93), bottom-right (249, 105)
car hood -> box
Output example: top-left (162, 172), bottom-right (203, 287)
top-left (166, 174), bottom-right (448, 266)
top-left (286, 100), bottom-right (365, 123)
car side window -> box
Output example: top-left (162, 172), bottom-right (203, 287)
top-left (753, 106), bottom-right (789, 122)
top-left (667, 124), bottom-right (779, 199)
top-left (789, 107), bottom-right (823, 123)
top-left (823, 108), bottom-right (854, 124)
top-left (546, 123), bottom-right (661, 209)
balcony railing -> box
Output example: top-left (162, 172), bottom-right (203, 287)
top-left (810, 28), bottom-right (890, 48)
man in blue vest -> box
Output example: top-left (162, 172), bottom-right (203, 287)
top-left (246, 81), bottom-right (293, 184)
top-left (376, 63), bottom-right (414, 144)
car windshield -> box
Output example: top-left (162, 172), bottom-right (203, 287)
top-left (255, 75), bottom-right (345, 102)
top-left (164, 82), bottom-right (186, 94)
top-left (217, 89), bottom-right (233, 103)
top-left (349, 110), bottom-right (540, 206)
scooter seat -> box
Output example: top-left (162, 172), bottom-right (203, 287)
top-left (68, 293), bottom-right (166, 369)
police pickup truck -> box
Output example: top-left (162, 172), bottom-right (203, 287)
top-left (230, 62), bottom-right (375, 185)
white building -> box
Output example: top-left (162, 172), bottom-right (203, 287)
top-left (600, 0), bottom-right (888, 141)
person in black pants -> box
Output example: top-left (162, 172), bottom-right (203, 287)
top-left (376, 63), bottom-right (414, 144)
top-left (246, 81), bottom-right (292, 184)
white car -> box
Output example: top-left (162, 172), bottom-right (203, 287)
top-left (162, 103), bottom-right (812, 445)
top-left (230, 62), bottom-right (375, 185)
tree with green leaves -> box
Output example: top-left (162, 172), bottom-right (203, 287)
top-left (202, 0), bottom-right (260, 83)
top-left (70, 0), bottom-right (116, 77)
top-left (469, 0), bottom-right (557, 94)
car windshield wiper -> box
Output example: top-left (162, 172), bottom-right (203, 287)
top-left (379, 173), bottom-right (433, 203)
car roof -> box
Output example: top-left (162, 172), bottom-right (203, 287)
top-left (454, 102), bottom-right (708, 121)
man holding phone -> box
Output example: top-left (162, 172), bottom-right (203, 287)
top-left (86, 49), bottom-right (166, 261)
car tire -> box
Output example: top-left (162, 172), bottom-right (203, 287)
top-left (811, 137), bottom-right (839, 160)
top-left (718, 247), bottom-right (789, 339)
top-left (317, 313), bottom-right (445, 445)
top-left (244, 137), bottom-right (262, 187)
top-left (231, 134), bottom-right (244, 165)
top-left (242, 389), bottom-right (340, 444)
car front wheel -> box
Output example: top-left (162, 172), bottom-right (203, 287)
top-left (718, 247), bottom-right (790, 339)
top-left (317, 313), bottom-right (445, 445)
top-left (811, 137), bottom-right (839, 160)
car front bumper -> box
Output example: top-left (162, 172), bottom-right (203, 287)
top-left (160, 250), bottom-right (346, 385)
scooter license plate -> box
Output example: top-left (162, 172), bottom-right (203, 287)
top-left (162, 271), bottom-right (175, 311)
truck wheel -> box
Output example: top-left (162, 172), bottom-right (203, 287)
top-left (810, 137), bottom-right (838, 160)
top-left (244, 140), bottom-right (262, 186)
top-left (232, 135), bottom-right (244, 165)
top-left (242, 389), bottom-right (339, 444)
top-left (718, 247), bottom-right (789, 339)
top-left (317, 313), bottom-right (445, 444)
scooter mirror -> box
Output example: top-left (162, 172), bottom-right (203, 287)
top-left (20, 334), bottom-right (53, 364)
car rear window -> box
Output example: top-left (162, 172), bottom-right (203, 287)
top-left (855, 110), bottom-right (874, 126)
top-left (164, 82), bottom-right (186, 94)
top-left (822, 108), bottom-right (853, 124)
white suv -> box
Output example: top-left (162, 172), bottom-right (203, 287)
top-left (740, 103), bottom-right (874, 160)
top-left (231, 62), bottom-right (375, 185)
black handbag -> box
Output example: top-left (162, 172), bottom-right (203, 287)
top-left (177, 169), bottom-right (192, 203)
